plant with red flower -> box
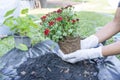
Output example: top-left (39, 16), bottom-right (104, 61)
top-left (71, 19), bottom-right (76, 24)
top-left (41, 16), bottom-right (47, 21)
top-left (56, 17), bottom-right (63, 22)
top-left (57, 9), bottom-right (62, 13)
top-left (44, 28), bottom-right (50, 36)
top-left (49, 21), bottom-right (55, 26)
top-left (40, 5), bottom-right (80, 42)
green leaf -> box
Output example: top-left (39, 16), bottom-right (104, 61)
top-left (56, 31), bottom-right (62, 36)
top-left (68, 29), bottom-right (73, 33)
top-left (3, 16), bottom-right (14, 24)
top-left (63, 32), bottom-right (67, 36)
top-left (4, 9), bottom-right (15, 17)
top-left (21, 8), bottom-right (29, 14)
top-left (17, 44), bottom-right (28, 51)
top-left (27, 32), bottom-right (33, 38)
top-left (27, 15), bottom-right (37, 19)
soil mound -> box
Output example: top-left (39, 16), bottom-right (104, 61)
top-left (17, 53), bottom-right (98, 80)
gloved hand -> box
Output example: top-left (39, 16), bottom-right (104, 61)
top-left (81, 35), bottom-right (99, 49)
top-left (58, 46), bottom-right (103, 63)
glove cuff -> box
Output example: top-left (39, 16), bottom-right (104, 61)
top-left (88, 46), bottom-right (103, 59)
top-left (87, 35), bottom-right (99, 48)
top-left (95, 46), bottom-right (103, 57)
top-left (81, 35), bottom-right (99, 49)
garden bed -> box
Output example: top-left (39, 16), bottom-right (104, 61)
top-left (17, 53), bottom-right (98, 80)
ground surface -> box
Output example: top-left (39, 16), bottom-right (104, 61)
top-left (29, 0), bottom-right (115, 15)
top-left (17, 53), bottom-right (98, 80)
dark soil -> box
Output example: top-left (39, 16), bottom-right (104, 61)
top-left (17, 53), bottom-right (98, 80)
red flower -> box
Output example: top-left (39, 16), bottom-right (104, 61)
top-left (57, 9), bottom-right (62, 13)
top-left (44, 28), bottom-right (50, 36)
top-left (41, 16), bottom-right (47, 19)
top-left (56, 17), bottom-right (63, 22)
top-left (49, 21), bottom-right (54, 26)
top-left (41, 16), bottom-right (47, 22)
top-left (71, 19), bottom-right (76, 24)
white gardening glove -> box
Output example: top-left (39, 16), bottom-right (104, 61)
top-left (58, 46), bottom-right (103, 63)
top-left (81, 35), bottom-right (99, 49)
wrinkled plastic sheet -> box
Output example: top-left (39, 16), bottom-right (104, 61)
top-left (0, 40), bottom-right (59, 80)
top-left (96, 56), bottom-right (120, 80)
top-left (0, 40), bottom-right (120, 80)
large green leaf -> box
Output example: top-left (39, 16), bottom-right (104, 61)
top-left (17, 44), bottom-right (28, 51)
top-left (4, 9), bottom-right (15, 17)
top-left (21, 8), bottom-right (28, 14)
top-left (3, 16), bottom-right (14, 24)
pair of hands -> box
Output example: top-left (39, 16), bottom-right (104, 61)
top-left (57, 35), bottom-right (103, 63)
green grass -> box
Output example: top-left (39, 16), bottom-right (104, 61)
top-left (76, 11), bottom-right (113, 37)
top-left (0, 11), bottom-right (113, 57)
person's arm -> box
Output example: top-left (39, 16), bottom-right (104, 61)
top-left (90, 6), bottom-right (120, 56)
top-left (102, 41), bottom-right (120, 56)
top-left (98, 7), bottom-right (120, 56)
top-left (81, 7), bottom-right (120, 49)
top-left (95, 8), bottom-right (120, 43)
